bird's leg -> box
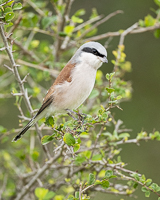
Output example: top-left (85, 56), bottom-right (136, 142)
top-left (66, 109), bottom-right (77, 120)
top-left (66, 109), bottom-right (87, 134)
top-left (77, 110), bottom-right (87, 124)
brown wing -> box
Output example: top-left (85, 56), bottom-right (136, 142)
top-left (43, 61), bottom-right (76, 103)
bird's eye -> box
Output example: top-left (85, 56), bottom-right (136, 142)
top-left (92, 48), bottom-right (98, 55)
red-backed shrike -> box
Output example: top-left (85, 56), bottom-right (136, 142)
top-left (12, 41), bottom-right (108, 141)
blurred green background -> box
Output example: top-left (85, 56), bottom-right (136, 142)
top-left (0, 0), bottom-right (160, 199)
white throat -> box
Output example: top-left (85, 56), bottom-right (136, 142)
top-left (78, 52), bottom-right (103, 70)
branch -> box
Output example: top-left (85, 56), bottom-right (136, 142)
top-left (27, 0), bottom-right (45, 16)
top-left (0, 23), bottom-right (51, 159)
top-left (73, 15), bottom-right (103, 32)
top-left (0, 0), bottom-right (12, 6)
top-left (78, 10), bottom-right (123, 40)
top-left (85, 22), bottom-right (160, 41)
top-left (54, 0), bottom-right (74, 61)
top-left (1, 54), bottom-right (59, 78)
top-left (15, 144), bottom-right (63, 200)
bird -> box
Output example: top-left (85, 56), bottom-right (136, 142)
top-left (12, 41), bottom-right (108, 142)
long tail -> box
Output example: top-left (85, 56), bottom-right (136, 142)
top-left (12, 114), bottom-right (39, 142)
top-left (12, 96), bottom-right (53, 142)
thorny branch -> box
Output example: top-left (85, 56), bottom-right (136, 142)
top-left (85, 22), bottom-right (160, 42)
top-left (15, 144), bottom-right (64, 200)
top-left (0, 23), bottom-right (51, 159)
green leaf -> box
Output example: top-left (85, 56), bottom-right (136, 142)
top-left (106, 87), bottom-right (115, 93)
top-left (150, 183), bottom-right (160, 192)
top-left (45, 116), bottom-right (54, 127)
top-left (154, 0), bottom-right (160, 6)
top-left (41, 135), bottom-right (54, 145)
top-left (154, 29), bottom-right (160, 38)
top-left (63, 133), bottom-right (75, 146)
top-left (31, 150), bottom-right (39, 161)
top-left (35, 187), bottom-right (48, 199)
top-left (4, 7), bottom-right (12, 14)
top-left (75, 191), bottom-right (79, 198)
top-left (73, 143), bottom-right (80, 152)
top-left (144, 15), bottom-right (156, 27)
top-left (41, 16), bottom-right (57, 29)
top-left (64, 25), bottom-right (74, 34)
top-left (3, 0), bottom-right (14, 7)
top-left (88, 173), bottom-right (95, 185)
top-left (0, 8), bottom-right (4, 18)
top-left (145, 191), bottom-right (150, 197)
top-left (100, 180), bottom-right (110, 188)
top-left (131, 173), bottom-right (140, 181)
top-left (71, 15), bottom-right (83, 23)
top-left (12, 2), bottom-right (22, 10)
top-left (105, 170), bottom-right (113, 178)
top-left (145, 179), bottom-right (152, 186)
top-left (141, 186), bottom-right (148, 193)
top-left (139, 19), bottom-right (145, 27)
top-left (106, 72), bottom-right (115, 81)
top-left (74, 9), bottom-right (85, 16)
top-left (92, 154), bottom-right (102, 161)
top-left (44, 191), bottom-right (55, 199)
top-left (119, 133), bottom-right (130, 138)
top-left (59, 32), bottom-right (67, 37)
top-left (5, 12), bottom-right (14, 22)
top-left (4, 21), bottom-right (13, 29)
top-left (75, 154), bottom-right (86, 164)
top-left (0, 125), bottom-right (7, 133)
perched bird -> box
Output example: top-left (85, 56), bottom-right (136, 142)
top-left (12, 42), bottom-right (108, 142)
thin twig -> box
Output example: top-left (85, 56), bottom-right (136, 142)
top-left (85, 22), bottom-right (160, 41)
top-left (0, 23), bottom-right (51, 159)
top-left (54, 0), bottom-right (74, 61)
top-left (27, 0), bottom-right (45, 16)
top-left (1, 55), bottom-right (59, 78)
top-left (114, 23), bottom-right (138, 70)
top-left (73, 15), bottom-right (103, 32)
top-left (0, 0), bottom-right (12, 6)
top-left (78, 10), bottom-right (123, 40)
top-left (15, 146), bottom-right (63, 200)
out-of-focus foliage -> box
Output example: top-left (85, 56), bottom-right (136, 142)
top-left (0, 0), bottom-right (160, 200)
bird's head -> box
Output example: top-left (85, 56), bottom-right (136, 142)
top-left (72, 42), bottom-right (108, 70)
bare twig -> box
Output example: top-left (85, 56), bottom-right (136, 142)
top-left (114, 22), bottom-right (138, 70)
top-left (15, 146), bottom-right (63, 200)
top-left (27, 0), bottom-right (45, 16)
top-left (54, 0), bottom-right (74, 61)
top-left (78, 10), bottom-right (123, 40)
top-left (0, 0), bottom-right (12, 7)
top-left (1, 55), bottom-right (59, 78)
top-left (73, 15), bottom-right (103, 32)
top-left (85, 22), bottom-right (160, 41)
top-left (13, 40), bottom-right (40, 61)
top-left (0, 23), bottom-right (51, 159)
top-left (0, 174), bottom-right (8, 199)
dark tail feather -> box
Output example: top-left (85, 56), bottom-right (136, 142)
top-left (12, 116), bottom-right (37, 142)
top-left (12, 96), bottom-right (54, 142)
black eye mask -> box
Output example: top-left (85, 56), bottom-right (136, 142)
top-left (82, 47), bottom-right (105, 58)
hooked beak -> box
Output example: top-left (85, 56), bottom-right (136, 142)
top-left (99, 56), bottom-right (108, 63)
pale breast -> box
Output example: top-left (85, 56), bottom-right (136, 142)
top-left (52, 62), bottom-right (97, 113)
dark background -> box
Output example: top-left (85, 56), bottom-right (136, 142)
top-left (0, 0), bottom-right (160, 199)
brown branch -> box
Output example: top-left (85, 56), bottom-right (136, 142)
top-left (85, 22), bottom-right (160, 41)
top-left (0, 23), bottom-right (51, 159)
top-left (0, 0), bottom-right (12, 6)
top-left (1, 55), bottom-right (59, 78)
top-left (54, 0), bottom-right (74, 61)
top-left (78, 10), bottom-right (123, 40)
top-left (14, 145), bottom-right (63, 200)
